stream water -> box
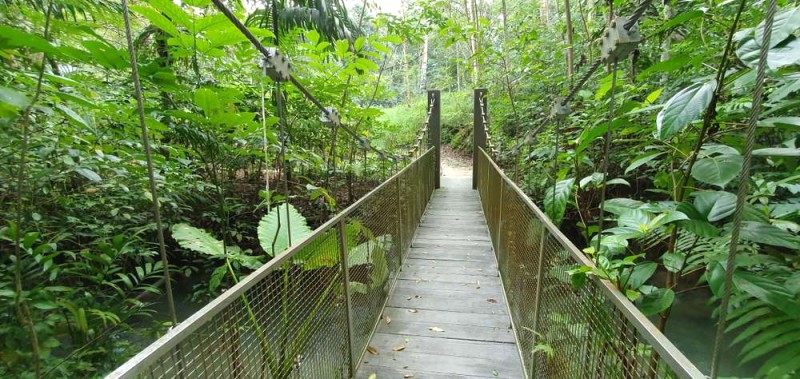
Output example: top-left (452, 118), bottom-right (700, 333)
top-left (664, 289), bottom-right (761, 378)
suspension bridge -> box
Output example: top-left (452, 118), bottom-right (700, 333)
top-left (105, 0), bottom-right (779, 376)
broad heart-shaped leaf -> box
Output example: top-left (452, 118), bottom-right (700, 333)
top-left (676, 202), bottom-right (721, 237)
top-left (737, 35), bottom-right (800, 70)
top-left (0, 86), bottom-right (30, 109)
top-left (544, 178), bottom-right (575, 224)
top-left (603, 198), bottom-right (645, 215)
top-left (637, 288), bottom-right (675, 316)
top-left (74, 168), bottom-right (101, 182)
top-left (656, 80), bottom-right (717, 140)
top-left (693, 191), bottom-right (737, 222)
top-left (755, 6), bottom-right (800, 48)
top-left (739, 221), bottom-right (800, 249)
top-left (626, 262), bottom-right (657, 290)
top-left (258, 204), bottom-right (314, 257)
top-left (691, 153), bottom-right (743, 188)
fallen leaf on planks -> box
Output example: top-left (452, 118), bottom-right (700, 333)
top-left (429, 326), bottom-right (445, 332)
top-left (393, 344), bottom-right (406, 351)
top-left (367, 346), bottom-right (379, 355)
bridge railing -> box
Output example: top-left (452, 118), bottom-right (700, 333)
top-left (476, 148), bottom-right (704, 379)
top-left (108, 148), bottom-right (435, 379)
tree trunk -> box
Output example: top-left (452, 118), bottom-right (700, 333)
top-left (401, 0), bottom-right (411, 104)
top-left (541, 0), bottom-right (550, 24)
top-left (465, 0), bottom-right (480, 85)
top-left (565, 0), bottom-right (575, 82)
top-left (661, 0), bottom-right (676, 84)
top-left (419, 34), bottom-right (429, 90)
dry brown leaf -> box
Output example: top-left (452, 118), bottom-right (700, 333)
top-left (367, 346), bottom-right (379, 355)
top-left (487, 298), bottom-right (498, 304)
top-left (429, 326), bottom-right (445, 332)
top-left (408, 309), bottom-right (418, 313)
top-left (403, 374), bottom-right (414, 378)
top-left (384, 316), bottom-right (392, 325)
top-left (392, 344), bottom-right (406, 351)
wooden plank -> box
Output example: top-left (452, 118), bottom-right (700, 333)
top-left (400, 263), bottom-right (497, 278)
top-left (356, 366), bottom-right (501, 379)
top-left (407, 247), bottom-right (495, 262)
top-left (367, 318), bottom-right (515, 343)
top-left (403, 258), bottom-right (496, 270)
top-left (412, 233), bottom-right (491, 242)
top-left (398, 272), bottom-right (500, 284)
top-left (359, 350), bottom-right (520, 378)
top-left (380, 307), bottom-right (509, 328)
top-left (411, 239), bottom-right (492, 249)
top-left (393, 278), bottom-right (502, 293)
top-left (387, 290), bottom-right (508, 315)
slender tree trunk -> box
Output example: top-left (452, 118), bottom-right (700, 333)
top-left (401, 0), bottom-right (412, 104)
top-left (465, 0), bottom-right (480, 85)
top-left (541, 0), bottom-right (550, 24)
top-left (661, 0), bottom-right (676, 84)
top-left (565, 0), bottom-right (575, 83)
top-left (419, 34), bottom-right (429, 90)
top-left (501, 0), bottom-right (508, 40)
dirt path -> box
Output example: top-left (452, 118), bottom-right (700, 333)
top-left (441, 145), bottom-right (472, 178)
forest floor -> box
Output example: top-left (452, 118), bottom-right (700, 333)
top-left (441, 145), bottom-right (471, 177)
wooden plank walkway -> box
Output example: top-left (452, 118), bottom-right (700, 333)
top-left (356, 175), bottom-right (524, 379)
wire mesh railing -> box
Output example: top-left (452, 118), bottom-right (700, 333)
top-left (476, 148), bottom-right (704, 379)
top-left (107, 148), bottom-right (435, 379)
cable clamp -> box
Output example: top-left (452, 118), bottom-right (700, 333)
top-left (260, 48), bottom-right (291, 82)
top-left (358, 136), bottom-right (371, 151)
top-left (320, 106), bottom-right (341, 126)
top-left (600, 16), bottom-right (642, 63)
top-left (551, 97), bottom-right (570, 120)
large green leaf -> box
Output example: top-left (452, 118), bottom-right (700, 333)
top-left (638, 288), bottom-right (675, 316)
top-left (737, 36), bottom-right (800, 70)
top-left (131, 5), bottom-right (180, 36)
top-left (656, 80), bottom-right (716, 140)
top-left (625, 152), bottom-right (664, 173)
top-left (739, 221), bottom-right (800, 249)
top-left (691, 147), bottom-right (743, 188)
top-left (693, 191), bottom-right (737, 222)
top-left (172, 223), bottom-right (227, 258)
top-left (544, 178), bottom-right (574, 224)
top-left (258, 204), bottom-right (314, 257)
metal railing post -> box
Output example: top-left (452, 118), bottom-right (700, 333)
top-left (496, 178), bottom-right (504, 269)
top-left (395, 177), bottom-right (405, 265)
top-left (473, 89), bottom-right (487, 189)
top-left (337, 220), bottom-right (356, 377)
top-left (428, 90), bottom-right (441, 189)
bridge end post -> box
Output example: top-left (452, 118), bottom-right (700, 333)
top-left (473, 88), bottom-right (488, 189)
top-left (428, 90), bottom-right (441, 189)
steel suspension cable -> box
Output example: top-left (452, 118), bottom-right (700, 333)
top-left (625, 0), bottom-right (654, 29)
top-left (121, 0), bottom-right (178, 326)
top-left (260, 73), bottom-right (271, 213)
top-left (709, 0), bottom-right (777, 376)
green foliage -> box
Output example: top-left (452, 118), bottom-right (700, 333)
top-left (258, 204), bottom-right (314, 257)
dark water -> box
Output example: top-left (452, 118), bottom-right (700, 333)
top-left (664, 289), bottom-right (761, 378)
